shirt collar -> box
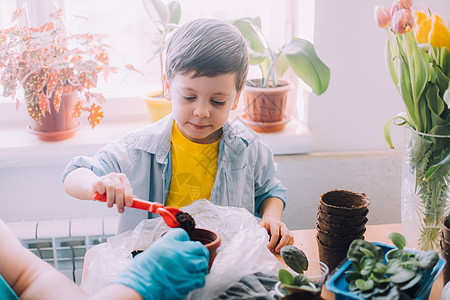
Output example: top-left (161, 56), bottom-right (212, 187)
top-left (135, 114), bottom-right (252, 163)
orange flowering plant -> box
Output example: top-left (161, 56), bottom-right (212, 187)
top-left (375, 0), bottom-right (450, 250)
top-left (0, 8), bottom-right (117, 128)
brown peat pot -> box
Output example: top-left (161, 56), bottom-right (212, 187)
top-left (319, 190), bottom-right (370, 217)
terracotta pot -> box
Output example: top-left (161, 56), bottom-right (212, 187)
top-left (319, 190), bottom-right (370, 217)
top-left (316, 237), bottom-right (348, 272)
top-left (240, 114), bottom-right (290, 133)
top-left (28, 91), bottom-right (81, 141)
top-left (242, 80), bottom-right (290, 123)
top-left (188, 228), bottom-right (221, 269)
top-left (317, 217), bottom-right (367, 236)
top-left (142, 91), bottom-right (172, 123)
top-left (317, 206), bottom-right (368, 226)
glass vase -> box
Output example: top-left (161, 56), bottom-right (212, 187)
top-left (401, 126), bottom-right (450, 251)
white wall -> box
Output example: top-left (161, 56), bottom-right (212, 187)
top-left (310, 0), bottom-right (450, 152)
top-left (2, 0), bottom-right (448, 231)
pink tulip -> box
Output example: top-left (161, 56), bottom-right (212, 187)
top-left (391, 0), bottom-right (413, 19)
top-left (374, 6), bottom-right (391, 28)
top-left (392, 9), bottom-right (414, 34)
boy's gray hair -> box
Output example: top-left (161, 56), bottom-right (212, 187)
top-left (165, 18), bottom-right (249, 93)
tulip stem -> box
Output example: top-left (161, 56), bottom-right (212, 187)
top-left (385, 28), bottom-right (396, 73)
top-left (403, 33), bottom-right (421, 132)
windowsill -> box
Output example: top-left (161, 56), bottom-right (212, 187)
top-left (0, 92), bottom-right (312, 168)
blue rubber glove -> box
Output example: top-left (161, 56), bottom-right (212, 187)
top-left (111, 228), bottom-right (209, 300)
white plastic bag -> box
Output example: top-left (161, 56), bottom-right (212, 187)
top-left (81, 199), bottom-right (284, 298)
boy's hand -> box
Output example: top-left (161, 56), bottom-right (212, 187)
top-left (259, 217), bottom-right (294, 253)
top-left (92, 172), bottom-right (134, 213)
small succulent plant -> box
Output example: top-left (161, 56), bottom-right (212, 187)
top-left (345, 233), bottom-right (439, 299)
top-left (278, 245), bottom-right (318, 295)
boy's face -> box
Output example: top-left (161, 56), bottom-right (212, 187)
top-left (165, 72), bottom-right (241, 144)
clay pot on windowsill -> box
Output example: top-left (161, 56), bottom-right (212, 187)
top-left (28, 91), bottom-right (82, 141)
top-left (241, 79), bottom-right (291, 132)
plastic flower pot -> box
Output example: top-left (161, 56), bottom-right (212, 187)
top-left (143, 91), bottom-right (172, 123)
top-left (325, 242), bottom-right (446, 300)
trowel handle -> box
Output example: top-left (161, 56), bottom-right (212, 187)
top-left (93, 192), bottom-right (164, 212)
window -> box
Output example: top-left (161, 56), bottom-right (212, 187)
top-left (1, 0), bottom-right (316, 154)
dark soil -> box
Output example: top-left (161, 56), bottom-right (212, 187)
top-left (176, 211), bottom-right (195, 233)
top-left (131, 249), bottom-right (144, 258)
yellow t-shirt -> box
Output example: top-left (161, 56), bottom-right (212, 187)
top-left (165, 122), bottom-right (221, 208)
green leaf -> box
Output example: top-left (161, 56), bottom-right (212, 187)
top-left (282, 38), bottom-right (330, 95)
top-left (398, 272), bottom-right (422, 291)
top-left (369, 272), bottom-right (390, 284)
top-left (355, 278), bottom-right (374, 291)
top-left (415, 250), bottom-right (439, 269)
top-left (433, 64), bottom-right (449, 99)
top-left (232, 19), bottom-right (266, 53)
top-left (248, 51), bottom-right (268, 65)
top-left (383, 113), bottom-right (413, 149)
top-left (275, 53), bottom-right (289, 79)
top-left (424, 149), bottom-right (450, 180)
top-left (373, 262), bottom-right (388, 275)
top-left (443, 85), bottom-right (450, 108)
top-left (167, 1), bottom-right (181, 25)
top-left (347, 240), bottom-right (383, 262)
top-left (293, 274), bottom-right (310, 287)
top-left (426, 83), bottom-right (447, 127)
top-left (411, 37), bottom-right (428, 104)
top-left (280, 245), bottom-right (308, 274)
top-left (397, 49), bottom-right (417, 128)
top-left (389, 268), bottom-right (416, 284)
top-left (388, 232), bottom-right (406, 250)
top-left (278, 269), bottom-right (294, 285)
top-left (143, 0), bottom-right (170, 23)
top-left (385, 38), bottom-right (398, 89)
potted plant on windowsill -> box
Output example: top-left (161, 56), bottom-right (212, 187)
top-left (0, 8), bottom-right (116, 141)
top-left (141, 0), bottom-right (181, 122)
top-left (231, 17), bottom-right (330, 132)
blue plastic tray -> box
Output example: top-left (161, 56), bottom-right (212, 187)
top-left (325, 242), bottom-right (446, 300)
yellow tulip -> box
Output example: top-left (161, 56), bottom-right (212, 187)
top-left (428, 13), bottom-right (450, 50)
top-left (413, 11), bottom-right (431, 43)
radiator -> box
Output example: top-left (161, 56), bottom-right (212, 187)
top-left (6, 216), bottom-right (119, 285)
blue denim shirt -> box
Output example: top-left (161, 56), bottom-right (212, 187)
top-left (62, 114), bottom-right (287, 233)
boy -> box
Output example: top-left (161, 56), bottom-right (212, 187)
top-left (63, 18), bottom-right (293, 252)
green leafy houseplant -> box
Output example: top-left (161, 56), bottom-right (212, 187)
top-left (231, 17), bottom-right (330, 94)
top-left (374, 1), bottom-right (450, 251)
top-left (277, 245), bottom-right (320, 295)
top-left (142, 0), bottom-right (181, 98)
top-left (345, 233), bottom-right (439, 299)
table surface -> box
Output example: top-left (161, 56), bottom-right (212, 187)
top-left (289, 223), bottom-right (443, 300)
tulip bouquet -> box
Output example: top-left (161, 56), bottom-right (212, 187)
top-left (374, 0), bottom-right (450, 250)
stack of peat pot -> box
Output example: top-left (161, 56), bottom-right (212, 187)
top-left (440, 217), bottom-right (450, 285)
top-left (316, 190), bottom-right (370, 271)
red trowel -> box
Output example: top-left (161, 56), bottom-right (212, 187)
top-left (93, 192), bottom-right (181, 228)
